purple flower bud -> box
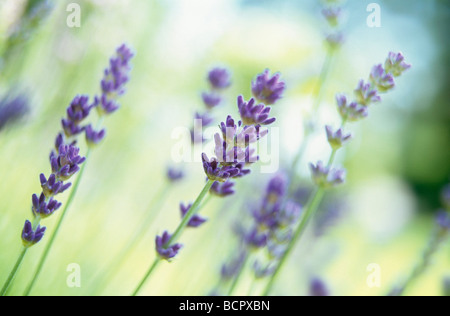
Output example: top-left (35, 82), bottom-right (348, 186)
top-left (0, 94), bottom-right (28, 131)
top-left (221, 251), bottom-right (246, 280)
top-left (210, 180), bottom-right (235, 197)
top-left (202, 153), bottom-right (242, 182)
top-left (384, 52), bottom-right (411, 77)
top-left (251, 69), bottom-right (286, 105)
top-left (85, 124), bottom-right (106, 147)
top-left (309, 278), bottom-right (330, 296)
top-left (237, 96), bottom-right (276, 126)
top-left (370, 64), bottom-right (395, 92)
top-left (326, 32), bottom-right (345, 49)
top-left (50, 144), bottom-right (85, 181)
top-left (208, 67), bottom-right (231, 89)
top-left (436, 211), bottom-right (450, 231)
top-left (244, 227), bottom-right (268, 249)
top-left (325, 125), bottom-right (352, 150)
top-left (66, 95), bottom-right (91, 123)
top-left (191, 112), bottom-right (214, 144)
top-left (354, 80), bottom-right (381, 106)
top-left (22, 220), bottom-right (46, 248)
top-left (265, 174), bottom-right (287, 204)
top-left (40, 173), bottom-right (71, 198)
top-left (167, 167), bottom-right (184, 182)
top-left (155, 231), bottom-right (183, 260)
top-left (322, 7), bottom-right (342, 27)
top-left (31, 193), bottom-right (62, 218)
top-left (201, 92), bottom-right (222, 109)
top-left (61, 119), bottom-right (85, 137)
top-left (336, 94), bottom-right (368, 122)
top-left (180, 202), bottom-right (207, 228)
top-left (309, 161), bottom-right (346, 188)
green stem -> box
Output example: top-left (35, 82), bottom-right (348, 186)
top-left (0, 247), bottom-right (28, 296)
top-left (227, 253), bottom-right (249, 296)
top-left (263, 145), bottom-right (341, 296)
top-left (131, 179), bottom-right (214, 296)
top-left (23, 148), bottom-right (92, 296)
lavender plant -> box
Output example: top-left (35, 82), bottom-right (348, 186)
top-left (262, 52), bottom-right (411, 295)
top-left (0, 44), bottom-right (134, 296)
top-left (131, 75), bottom-right (279, 295)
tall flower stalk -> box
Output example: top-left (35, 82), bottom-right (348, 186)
top-left (132, 84), bottom-right (278, 295)
top-left (0, 44), bottom-right (134, 296)
top-left (262, 52), bottom-right (411, 295)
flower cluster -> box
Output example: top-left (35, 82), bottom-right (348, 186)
top-left (251, 69), bottom-right (286, 105)
top-left (155, 231), bottom-right (182, 260)
top-left (192, 67), bottom-right (232, 143)
top-left (21, 44), bottom-right (134, 248)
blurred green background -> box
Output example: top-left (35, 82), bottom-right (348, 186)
top-left (0, 0), bottom-right (449, 296)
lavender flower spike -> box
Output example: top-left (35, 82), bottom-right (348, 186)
top-left (325, 125), bottom-right (351, 150)
top-left (31, 193), bottom-right (62, 219)
top-left (251, 69), bottom-right (286, 105)
top-left (155, 231), bottom-right (183, 260)
top-left (354, 80), bottom-right (381, 106)
top-left (202, 92), bottom-right (222, 109)
top-left (22, 221), bottom-right (46, 248)
top-left (237, 96), bottom-right (276, 126)
top-left (208, 67), bottom-right (231, 89)
top-left (309, 160), bottom-right (346, 188)
top-left (50, 145), bottom-right (86, 181)
top-left (96, 44), bottom-right (134, 115)
top-left (40, 174), bottom-right (71, 198)
top-left (180, 203), bottom-right (207, 228)
top-left (202, 153), bottom-right (241, 182)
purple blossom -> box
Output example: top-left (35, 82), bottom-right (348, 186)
top-left (220, 115), bottom-right (266, 146)
top-left (354, 80), bottom-right (381, 106)
top-left (325, 125), bottom-right (352, 150)
top-left (21, 220), bottom-right (46, 248)
top-left (66, 95), bottom-right (91, 123)
top-left (370, 64), bottom-right (395, 92)
top-left (40, 173), bottom-right (71, 198)
top-left (322, 7), bottom-right (342, 27)
top-left (167, 167), bottom-right (184, 182)
top-left (214, 133), bottom-right (258, 166)
top-left (309, 278), bottom-right (330, 296)
top-left (155, 231), bottom-right (183, 260)
top-left (202, 92), bottom-right (222, 108)
top-left (221, 251), bottom-right (246, 280)
top-left (326, 32), bottom-right (345, 49)
top-left (85, 124), bottom-right (106, 147)
top-left (336, 94), bottom-right (368, 122)
top-left (202, 153), bottom-right (242, 182)
top-left (61, 119), bottom-right (84, 137)
top-left (50, 145), bottom-right (86, 181)
top-left (180, 203), bottom-right (207, 228)
top-left (191, 112), bottom-right (214, 144)
top-left (385, 52), bottom-right (411, 77)
top-left (31, 193), bottom-right (62, 219)
top-left (436, 211), bottom-right (450, 231)
top-left (309, 161), bottom-right (346, 188)
top-left (237, 96), bottom-right (276, 126)
top-left (97, 44), bottom-right (134, 115)
top-left (244, 227), bottom-right (268, 249)
top-left (0, 94), bottom-right (28, 131)
top-left (208, 67), bottom-right (231, 89)
top-left (251, 69), bottom-right (286, 105)
top-left (210, 181), bottom-right (235, 197)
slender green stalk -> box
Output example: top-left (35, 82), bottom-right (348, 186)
top-left (263, 145), bottom-right (340, 296)
top-left (23, 148), bottom-right (92, 296)
top-left (227, 253), bottom-right (249, 296)
top-left (132, 180), bottom-right (214, 296)
top-left (0, 247), bottom-right (28, 296)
